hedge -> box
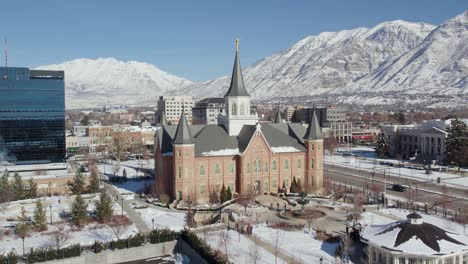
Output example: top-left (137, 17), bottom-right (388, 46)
top-left (180, 230), bottom-right (231, 264)
top-left (0, 252), bottom-right (18, 264)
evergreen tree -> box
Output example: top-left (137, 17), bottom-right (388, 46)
top-left (71, 194), bottom-right (88, 226)
top-left (446, 117), bottom-right (468, 169)
top-left (68, 172), bottom-right (86, 195)
top-left (33, 200), bottom-right (47, 231)
top-left (297, 178), bottom-right (302, 193)
top-left (209, 188), bottom-right (219, 207)
top-left (219, 184), bottom-right (227, 203)
top-left (16, 207), bottom-right (31, 256)
top-left (94, 190), bottom-right (113, 223)
top-left (88, 166), bottom-right (100, 193)
top-left (0, 172), bottom-right (11, 203)
top-left (226, 186), bottom-right (232, 201)
top-left (375, 132), bottom-right (389, 158)
top-left (290, 177), bottom-right (298, 193)
top-left (26, 178), bottom-right (37, 199)
top-left (12, 172), bottom-right (25, 200)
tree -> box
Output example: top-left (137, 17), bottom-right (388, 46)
top-left (68, 171), bottom-right (86, 195)
top-left (185, 208), bottom-right (196, 228)
top-left (209, 188), bottom-right (220, 208)
top-left (109, 216), bottom-right (131, 240)
top-left (33, 200), bottom-right (47, 231)
top-left (71, 194), bottom-right (88, 227)
top-left (219, 184), bottom-right (227, 204)
top-left (218, 229), bottom-right (230, 258)
top-left (248, 236), bottom-right (262, 264)
top-left (446, 117), bottom-right (468, 170)
top-left (375, 132), bottom-right (389, 158)
top-left (25, 178), bottom-right (37, 199)
top-left (80, 114), bottom-right (90, 126)
top-left (48, 225), bottom-right (70, 250)
top-left (270, 229), bottom-right (284, 264)
top-left (16, 207), bottom-right (31, 256)
top-left (0, 172), bottom-right (11, 213)
top-left (226, 186), bottom-right (232, 201)
top-left (349, 193), bottom-right (365, 225)
top-left (12, 172), bottom-right (25, 200)
top-left (159, 193), bottom-right (170, 206)
top-left (324, 134), bottom-right (338, 156)
top-left (94, 190), bottom-right (113, 223)
top-left (88, 163), bottom-right (100, 193)
top-left (236, 195), bottom-right (251, 213)
top-left (290, 177), bottom-right (298, 193)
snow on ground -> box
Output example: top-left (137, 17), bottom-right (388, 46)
top-left (136, 207), bottom-right (186, 232)
top-left (253, 225), bottom-right (339, 264)
top-left (0, 195), bottom-right (138, 253)
top-left (326, 146), bottom-right (468, 187)
top-left (199, 230), bottom-right (286, 264)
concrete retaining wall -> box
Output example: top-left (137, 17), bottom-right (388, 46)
top-left (41, 241), bottom-right (177, 264)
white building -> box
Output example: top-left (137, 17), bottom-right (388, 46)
top-left (382, 119), bottom-right (455, 162)
top-left (361, 212), bottom-right (468, 264)
top-left (157, 96), bottom-right (194, 125)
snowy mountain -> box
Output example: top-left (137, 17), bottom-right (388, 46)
top-left (172, 12), bottom-right (468, 108)
top-left (36, 58), bottom-right (193, 108)
top-left (172, 20), bottom-right (436, 99)
top-left (37, 11), bottom-right (468, 109)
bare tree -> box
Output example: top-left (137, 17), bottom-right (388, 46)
top-left (236, 195), bottom-right (251, 214)
top-left (339, 234), bottom-right (353, 263)
top-left (349, 193), bottom-right (365, 225)
top-left (109, 216), bottom-right (131, 240)
top-left (324, 133), bottom-right (338, 156)
top-left (48, 225), bottom-right (70, 250)
top-left (248, 236), bottom-right (262, 264)
top-left (159, 193), bottom-right (170, 206)
top-left (270, 229), bottom-right (284, 264)
top-left (218, 229), bottom-right (230, 258)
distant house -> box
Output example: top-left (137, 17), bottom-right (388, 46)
top-left (154, 43), bottom-right (324, 203)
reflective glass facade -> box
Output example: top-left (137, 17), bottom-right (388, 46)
top-left (0, 67), bottom-right (65, 165)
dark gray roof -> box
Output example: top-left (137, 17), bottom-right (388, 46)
top-left (224, 50), bottom-right (250, 97)
top-left (197, 97), bottom-right (225, 104)
top-left (407, 212), bottom-right (422, 219)
top-left (160, 122), bottom-right (308, 156)
top-left (304, 109), bottom-right (322, 140)
top-left (173, 112), bottom-right (194, 144)
top-left (193, 125), bottom-right (238, 156)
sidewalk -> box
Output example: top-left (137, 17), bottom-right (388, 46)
top-left (104, 183), bottom-right (152, 233)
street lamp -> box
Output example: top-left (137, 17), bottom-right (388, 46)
top-left (152, 218), bottom-right (154, 230)
top-left (49, 205), bottom-right (53, 224)
top-left (121, 198), bottom-right (124, 216)
top-left (319, 257), bottom-right (323, 264)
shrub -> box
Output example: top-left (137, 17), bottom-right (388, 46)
top-left (128, 232), bottom-right (145, 248)
top-left (148, 229), bottom-right (176, 244)
top-left (111, 239), bottom-right (127, 250)
top-left (93, 240), bottom-right (105, 253)
top-left (180, 230), bottom-right (230, 264)
top-left (0, 252), bottom-right (18, 264)
top-left (63, 244), bottom-right (81, 258)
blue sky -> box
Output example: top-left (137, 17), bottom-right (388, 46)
top-left (0, 0), bottom-right (465, 81)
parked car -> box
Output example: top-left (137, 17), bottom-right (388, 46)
top-left (392, 184), bottom-right (406, 192)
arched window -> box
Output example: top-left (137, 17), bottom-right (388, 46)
top-left (311, 159), bottom-right (314, 169)
top-left (240, 104), bottom-right (245, 115)
top-left (229, 162), bottom-right (234, 174)
top-left (247, 163), bottom-right (251, 173)
top-left (178, 166), bottom-right (182, 178)
top-left (284, 159), bottom-right (289, 170)
top-left (264, 162), bottom-right (268, 173)
top-left (200, 164), bottom-right (205, 176)
top-left (297, 159), bottom-right (302, 169)
top-left (231, 103), bottom-right (237, 116)
top-left (254, 157), bottom-right (261, 173)
top-left (178, 149), bottom-right (181, 156)
top-left (272, 160), bottom-right (277, 171)
top-left (215, 163), bottom-right (220, 174)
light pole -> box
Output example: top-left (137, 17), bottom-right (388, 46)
top-left (319, 257), bottom-right (323, 264)
top-left (152, 218), bottom-right (155, 230)
top-left (121, 198), bottom-right (124, 216)
top-left (49, 205), bottom-right (53, 224)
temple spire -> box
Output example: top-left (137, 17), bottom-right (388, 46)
top-left (224, 39), bottom-right (250, 97)
top-left (304, 107), bottom-right (322, 140)
top-left (173, 111), bottom-right (193, 144)
top-left (274, 104), bottom-right (282, 124)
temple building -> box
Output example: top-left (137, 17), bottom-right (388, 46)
top-left (154, 41), bottom-right (324, 203)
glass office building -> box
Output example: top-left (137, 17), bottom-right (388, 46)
top-left (0, 67), bottom-right (65, 165)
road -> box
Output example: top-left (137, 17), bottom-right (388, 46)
top-left (324, 164), bottom-right (468, 212)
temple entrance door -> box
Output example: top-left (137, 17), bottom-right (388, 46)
top-left (254, 180), bottom-right (261, 193)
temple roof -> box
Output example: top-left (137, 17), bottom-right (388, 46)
top-left (224, 41), bottom-right (250, 97)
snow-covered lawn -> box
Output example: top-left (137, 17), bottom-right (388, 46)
top-left (136, 207), bottom-right (186, 232)
top-left (0, 195), bottom-right (138, 253)
top-left (253, 225), bottom-right (339, 264)
top-left (199, 229), bottom-right (286, 264)
top-left (326, 146), bottom-right (468, 187)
